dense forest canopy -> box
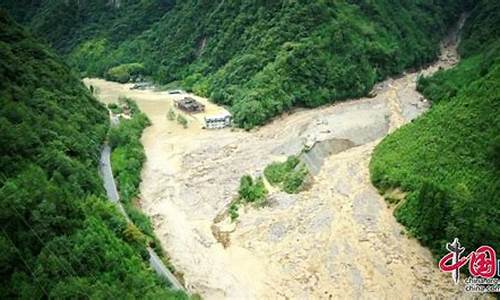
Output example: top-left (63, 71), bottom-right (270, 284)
top-left (0, 10), bottom-right (186, 298)
top-left (1, 0), bottom-right (468, 128)
top-left (1, 0), bottom-right (498, 296)
top-left (370, 0), bottom-right (500, 256)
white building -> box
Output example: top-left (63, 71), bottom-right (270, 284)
top-left (204, 113), bottom-right (232, 129)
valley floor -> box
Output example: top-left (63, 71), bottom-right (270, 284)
top-left (84, 22), bottom-right (469, 299)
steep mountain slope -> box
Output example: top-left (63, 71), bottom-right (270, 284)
top-left (370, 0), bottom-right (500, 255)
top-left (0, 10), bottom-right (186, 298)
top-left (2, 0), bottom-right (466, 128)
top-left (0, 0), bottom-right (175, 54)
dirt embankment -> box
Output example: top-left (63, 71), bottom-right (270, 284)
top-left (84, 17), bottom-right (470, 299)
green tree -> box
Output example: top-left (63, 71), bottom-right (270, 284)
top-left (177, 114), bottom-right (188, 128)
top-left (167, 108), bottom-right (176, 121)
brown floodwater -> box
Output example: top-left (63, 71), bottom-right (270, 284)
top-left (84, 17), bottom-right (476, 299)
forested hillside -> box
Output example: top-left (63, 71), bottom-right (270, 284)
top-left (2, 0), bottom-right (466, 128)
top-left (0, 10), bottom-right (186, 298)
top-left (370, 0), bottom-right (500, 256)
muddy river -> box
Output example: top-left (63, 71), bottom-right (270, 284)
top-left (84, 19), bottom-right (470, 299)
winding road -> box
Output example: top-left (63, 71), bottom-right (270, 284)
top-left (99, 144), bottom-right (184, 291)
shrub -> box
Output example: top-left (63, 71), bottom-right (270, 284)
top-left (105, 63), bottom-right (146, 83)
top-left (230, 175), bottom-right (268, 221)
top-left (264, 156), bottom-right (300, 185)
top-left (123, 223), bottom-right (147, 246)
top-left (283, 166), bottom-right (309, 194)
top-left (176, 114), bottom-right (188, 128)
top-left (229, 202), bottom-right (240, 221)
top-left (264, 156), bottom-right (308, 194)
top-left (238, 175), bottom-right (267, 203)
top-left (264, 162), bottom-right (286, 185)
top-left (183, 73), bottom-right (202, 92)
top-left (107, 102), bottom-right (122, 114)
top-left (167, 108), bottom-right (176, 121)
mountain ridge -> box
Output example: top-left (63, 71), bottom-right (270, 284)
top-left (0, 10), bottom-right (187, 298)
top-left (2, 0), bottom-right (466, 128)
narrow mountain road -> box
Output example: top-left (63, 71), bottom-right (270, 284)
top-left (100, 145), bottom-right (120, 203)
top-left (99, 144), bottom-right (185, 291)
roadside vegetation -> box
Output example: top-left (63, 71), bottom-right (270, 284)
top-left (229, 175), bottom-right (268, 221)
top-left (2, 0), bottom-right (465, 128)
top-left (264, 156), bottom-right (309, 194)
top-left (108, 98), bottom-right (178, 270)
top-left (370, 0), bottom-right (500, 256)
top-left (107, 102), bottom-right (123, 114)
top-left (0, 11), bottom-right (187, 298)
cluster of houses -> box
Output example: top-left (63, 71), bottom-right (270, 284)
top-left (173, 95), bottom-right (232, 129)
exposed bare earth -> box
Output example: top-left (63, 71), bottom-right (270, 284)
top-left (84, 22), bottom-right (471, 299)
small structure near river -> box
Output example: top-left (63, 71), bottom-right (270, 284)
top-left (174, 97), bottom-right (205, 113)
top-left (204, 113), bottom-right (232, 129)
